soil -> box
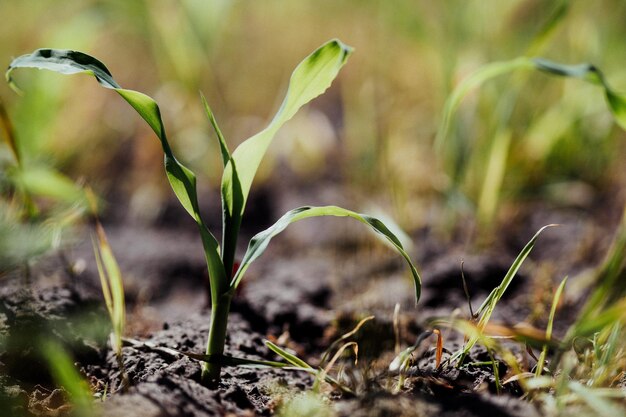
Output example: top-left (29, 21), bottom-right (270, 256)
top-left (1, 178), bottom-right (624, 417)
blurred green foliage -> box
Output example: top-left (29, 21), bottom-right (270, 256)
top-left (1, 0), bottom-right (625, 230)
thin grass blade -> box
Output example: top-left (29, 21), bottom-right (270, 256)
top-left (569, 207), bottom-right (626, 339)
top-left (200, 92), bottom-right (230, 168)
top-left (536, 276), bottom-right (567, 376)
top-left (92, 222), bottom-right (125, 356)
top-left (265, 340), bottom-right (312, 369)
top-left (41, 340), bottom-right (93, 417)
top-left (568, 381), bottom-right (626, 416)
top-left (15, 167), bottom-right (85, 204)
top-left (532, 58), bottom-right (626, 130)
top-left (457, 225), bottom-right (555, 360)
top-left (435, 57), bottom-right (534, 154)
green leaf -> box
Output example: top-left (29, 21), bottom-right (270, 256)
top-left (536, 276), bottom-right (567, 376)
top-left (6, 48), bottom-right (227, 293)
top-left (0, 98), bottom-right (20, 165)
top-left (230, 206), bottom-right (421, 303)
top-left (436, 56), bottom-right (626, 206)
top-left (436, 56), bottom-right (626, 160)
top-left (219, 39), bottom-right (352, 277)
top-left (41, 340), bottom-right (93, 417)
top-left (532, 58), bottom-right (626, 130)
top-left (435, 57), bottom-right (534, 155)
top-left (200, 92), bottom-right (230, 168)
top-left (15, 167), bottom-right (85, 204)
top-left (223, 39), bottom-right (352, 212)
top-left (569, 207), bottom-right (626, 338)
top-left (265, 340), bottom-right (313, 369)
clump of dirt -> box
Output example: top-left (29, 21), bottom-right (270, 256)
top-left (0, 281), bottom-right (107, 416)
top-left (93, 312), bottom-right (314, 417)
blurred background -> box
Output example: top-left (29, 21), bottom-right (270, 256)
top-left (1, 0), bottom-right (625, 245)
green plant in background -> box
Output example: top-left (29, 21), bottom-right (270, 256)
top-left (41, 340), bottom-right (93, 417)
top-left (6, 39), bottom-right (421, 386)
top-left (436, 56), bottom-right (626, 226)
top-left (87, 187), bottom-right (129, 392)
top-left (432, 215), bottom-right (626, 413)
top-left (0, 98), bottom-right (87, 276)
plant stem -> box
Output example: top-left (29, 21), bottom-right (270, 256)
top-left (201, 293), bottom-right (233, 387)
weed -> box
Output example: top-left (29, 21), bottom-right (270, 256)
top-left (6, 40), bottom-right (421, 387)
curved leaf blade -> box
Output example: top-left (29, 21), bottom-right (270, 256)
top-left (436, 56), bottom-right (626, 162)
top-left (7, 48), bottom-right (119, 90)
top-left (265, 340), bottom-right (312, 369)
top-left (230, 206), bottom-right (421, 303)
top-left (434, 57), bottom-right (534, 154)
top-left (6, 48), bottom-right (226, 288)
top-left (532, 58), bottom-right (626, 130)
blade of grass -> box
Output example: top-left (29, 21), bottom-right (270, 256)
top-left (88, 188), bottom-right (129, 392)
top-left (525, 0), bottom-right (570, 56)
top-left (0, 98), bottom-right (37, 218)
top-left (536, 276), bottom-right (568, 377)
top-left (315, 341), bottom-right (357, 392)
top-left (569, 207), bottom-right (626, 339)
top-left (319, 315), bottom-right (374, 366)
top-left (15, 167), bottom-right (85, 205)
top-left (568, 381), bottom-right (626, 416)
top-left (265, 340), bottom-right (354, 395)
top-left (450, 224), bottom-right (555, 362)
top-left (41, 340), bottom-right (93, 417)
top-left (229, 206), bottom-right (421, 303)
top-left (436, 56), bottom-right (626, 162)
top-left (389, 330), bottom-right (435, 372)
top-left (476, 128), bottom-right (512, 224)
top-left (436, 54), bottom-right (626, 225)
top-left (434, 57), bottom-right (534, 155)
top-left (265, 340), bottom-right (312, 369)
top-left (92, 225), bottom-right (125, 356)
top-left (591, 322), bottom-right (622, 386)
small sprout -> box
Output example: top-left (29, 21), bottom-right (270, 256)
top-left (452, 224), bottom-right (557, 363)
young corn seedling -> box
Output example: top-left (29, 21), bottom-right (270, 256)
top-left (6, 40), bottom-right (421, 386)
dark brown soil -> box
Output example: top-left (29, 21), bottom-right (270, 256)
top-left (1, 180), bottom-right (622, 416)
